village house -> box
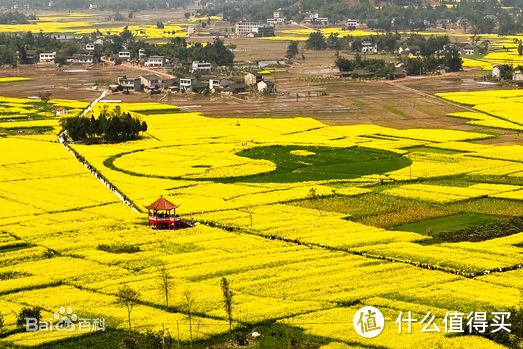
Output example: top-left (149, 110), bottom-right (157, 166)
top-left (85, 43), bottom-right (96, 51)
top-left (118, 51), bottom-right (132, 61)
top-left (208, 77), bottom-right (221, 90)
top-left (138, 48), bottom-right (147, 59)
top-left (55, 107), bottom-right (68, 115)
top-left (347, 19), bottom-right (359, 28)
top-left (303, 13), bottom-right (329, 25)
top-left (257, 80), bottom-right (276, 93)
top-left (219, 77), bottom-right (247, 93)
top-left (512, 69), bottom-right (523, 86)
top-left (235, 22), bottom-right (275, 37)
top-left (144, 56), bottom-right (166, 67)
top-left (244, 72), bottom-right (263, 86)
top-left (39, 52), bottom-right (56, 63)
top-left (116, 76), bottom-right (142, 92)
top-left (191, 61), bottom-right (212, 73)
top-left (25, 49), bottom-right (39, 63)
top-left (162, 78), bottom-right (179, 91)
top-left (492, 64), bottom-right (512, 79)
top-left (141, 75), bottom-right (163, 90)
top-left (461, 45), bottom-right (478, 55)
top-left (267, 10), bottom-right (286, 24)
top-left (67, 54), bottom-right (94, 64)
top-left (361, 41), bottom-right (378, 54)
top-left (179, 77), bottom-right (199, 91)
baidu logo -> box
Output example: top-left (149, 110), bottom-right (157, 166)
top-left (26, 306), bottom-right (104, 332)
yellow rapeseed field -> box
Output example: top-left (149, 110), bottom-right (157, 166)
top-left (0, 97), bottom-right (521, 348)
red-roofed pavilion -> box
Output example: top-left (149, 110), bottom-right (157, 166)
top-left (145, 196), bottom-right (179, 230)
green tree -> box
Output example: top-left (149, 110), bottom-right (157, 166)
top-left (335, 56), bottom-right (353, 72)
top-left (220, 277), bottom-right (234, 331)
top-left (0, 310), bottom-right (4, 333)
top-left (181, 290), bottom-right (195, 346)
top-left (518, 42), bottom-right (523, 56)
top-left (117, 285), bottom-right (140, 337)
top-left (38, 91), bottom-right (53, 117)
top-left (443, 47), bottom-right (463, 72)
top-left (158, 266), bottom-right (172, 308)
top-left (305, 32), bottom-right (326, 50)
top-left (16, 306), bottom-right (41, 329)
top-left (286, 41), bottom-right (299, 59)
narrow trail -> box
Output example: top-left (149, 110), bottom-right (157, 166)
top-left (381, 79), bottom-right (478, 113)
top-left (100, 56), bottom-right (175, 79)
top-left (58, 89), bottom-right (141, 213)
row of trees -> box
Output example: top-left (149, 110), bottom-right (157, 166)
top-left (102, 29), bottom-right (234, 66)
top-left (305, 31), bottom-right (452, 55)
top-left (0, 29), bottom-right (234, 68)
top-left (334, 47), bottom-right (462, 78)
top-left (117, 271), bottom-right (235, 346)
top-left (335, 54), bottom-right (397, 78)
top-left (60, 109), bottom-right (147, 143)
top-left (0, 11), bottom-right (34, 24)
top-left (0, 31), bottom-right (99, 67)
top-left (5, 270), bottom-right (235, 348)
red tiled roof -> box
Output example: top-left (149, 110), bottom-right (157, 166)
top-left (145, 196), bottom-right (179, 210)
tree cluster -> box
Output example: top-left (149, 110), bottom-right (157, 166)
top-left (60, 108), bottom-right (147, 142)
top-left (0, 11), bottom-right (32, 24)
top-left (335, 54), bottom-right (396, 78)
top-left (0, 31), bottom-right (102, 67)
top-left (101, 30), bottom-right (234, 66)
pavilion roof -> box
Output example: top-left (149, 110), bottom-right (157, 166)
top-left (145, 196), bottom-right (179, 210)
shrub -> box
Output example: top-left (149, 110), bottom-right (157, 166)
top-left (16, 306), bottom-right (42, 329)
top-left (97, 243), bottom-right (141, 254)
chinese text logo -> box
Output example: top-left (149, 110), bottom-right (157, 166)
top-left (353, 306), bottom-right (384, 338)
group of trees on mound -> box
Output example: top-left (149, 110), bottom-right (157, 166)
top-left (0, 11), bottom-right (34, 24)
top-left (60, 109), bottom-right (147, 142)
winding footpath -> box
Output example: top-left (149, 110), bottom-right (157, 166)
top-left (58, 89), bottom-right (141, 213)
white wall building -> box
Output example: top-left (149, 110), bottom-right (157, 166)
top-left (191, 61), bottom-right (212, 72)
top-left (39, 52), bottom-right (56, 63)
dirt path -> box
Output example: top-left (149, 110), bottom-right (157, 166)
top-left (100, 56), bottom-right (175, 79)
top-left (381, 79), bottom-right (477, 113)
top-left (58, 89), bottom-right (141, 213)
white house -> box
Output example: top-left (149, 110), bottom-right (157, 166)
top-left (244, 72), bottom-right (262, 86)
top-left (303, 13), bottom-right (328, 25)
top-left (118, 51), bottom-right (132, 60)
top-left (180, 77), bottom-right (197, 91)
top-left (85, 43), bottom-right (96, 51)
top-left (513, 70), bottom-right (523, 85)
top-left (461, 46), bottom-right (477, 55)
top-left (39, 52), bottom-right (56, 63)
top-left (361, 41), bottom-right (378, 54)
top-left (55, 107), bottom-right (68, 115)
top-left (67, 54), bottom-right (94, 63)
top-left (235, 22), bottom-right (263, 35)
top-left (144, 56), bottom-right (165, 67)
top-left (347, 19), bottom-right (359, 28)
top-left (191, 61), bottom-right (212, 73)
top-left (257, 80), bottom-right (276, 93)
